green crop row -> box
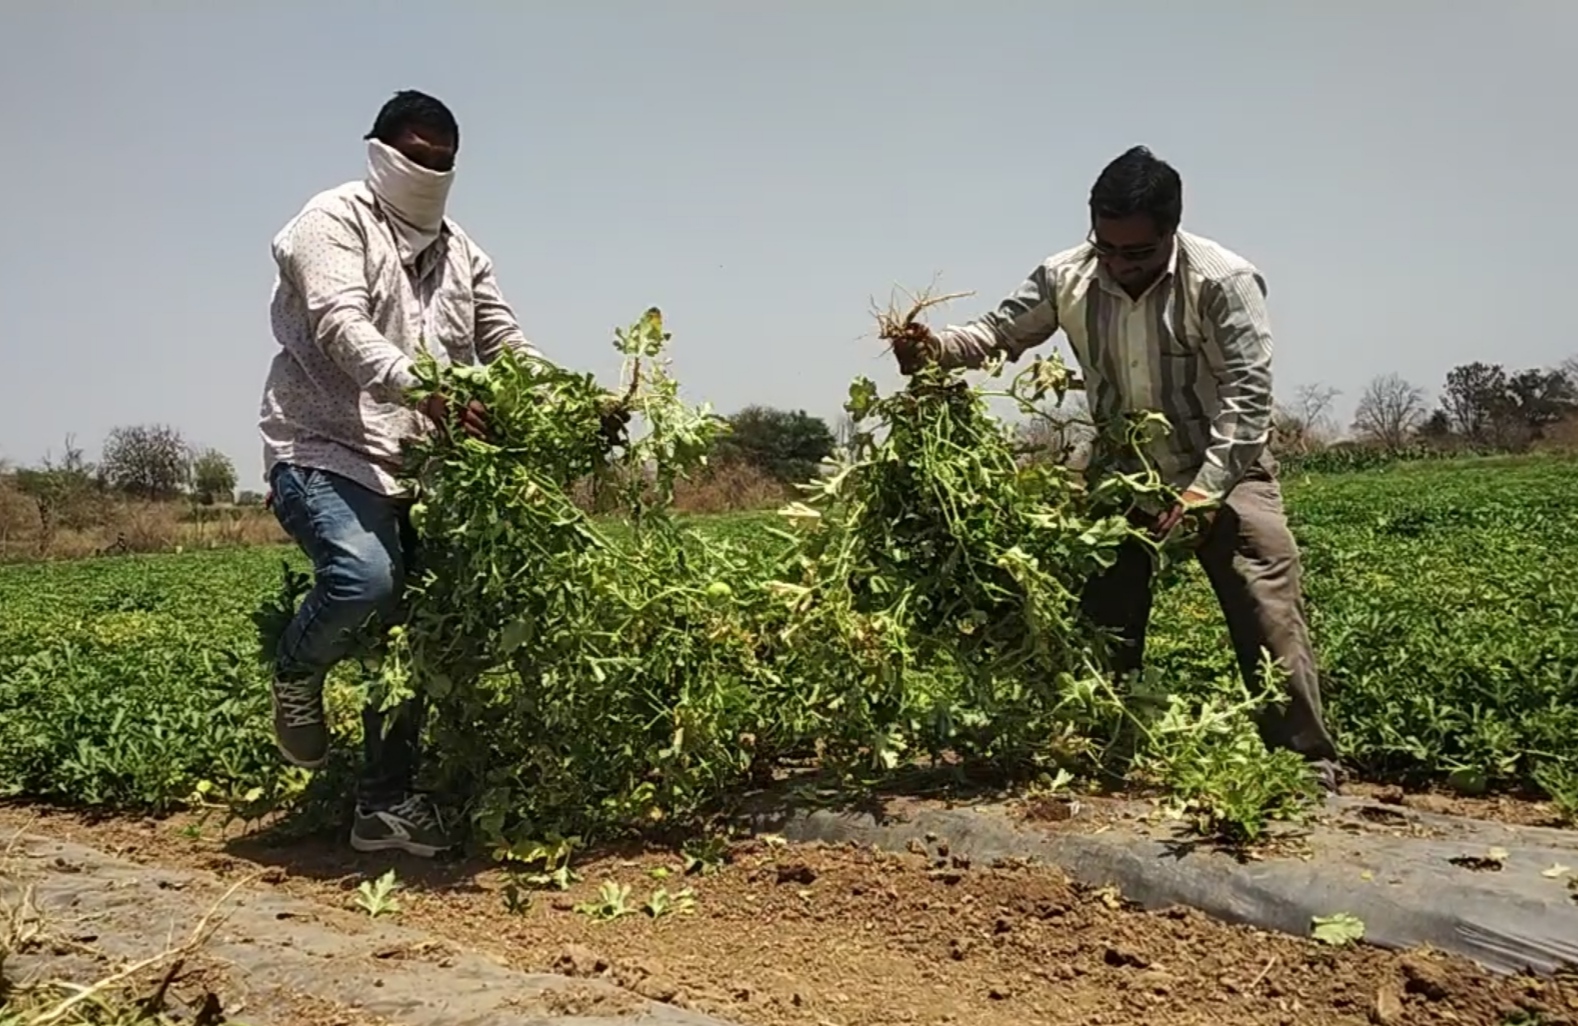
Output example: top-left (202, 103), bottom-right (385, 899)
top-left (1151, 455), bottom-right (1578, 807)
top-left (2, 453), bottom-right (1574, 829)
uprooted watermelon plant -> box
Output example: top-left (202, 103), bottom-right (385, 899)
top-left (328, 302), bottom-right (1318, 852)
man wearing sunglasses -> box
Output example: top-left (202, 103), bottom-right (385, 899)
top-left (889, 145), bottom-right (1340, 796)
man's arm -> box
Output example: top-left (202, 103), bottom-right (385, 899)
top-left (275, 209), bottom-right (419, 406)
top-left (931, 262), bottom-right (1060, 369)
top-left (1186, 270), bottom-right (1275, 502)
top-left (470, 245), bottom-right (546, 366)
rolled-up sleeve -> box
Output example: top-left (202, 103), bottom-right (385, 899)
top-left (275, 209), bottom-right (417, 405)
top-left (933, 262), bottom-right (1060, 369)
top-left (470, 243), bottom-right (545, 365)
top-left (1188, 270), bottom-right (1275, 500)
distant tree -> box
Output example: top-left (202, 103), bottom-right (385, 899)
top-left (1439, 362), bottom-right (1511, 441)
top-left (1351, 373), bottom-right (1428, 448)
top-left (1434, 361), bottom-right (1575, 449)
top-left (236, 490), bottom-right (266, 507)
top-left (101, 424), bottom-right (191, 501)
top-left (1505, 367), bottom-right (1576, 434)
top-left (1292, 383), bottom-right (1341, 438)
top-left (1274, 382), bottom-right (1341, 453)
top-left (14, 435), bottom-right (105, 539)
top-left (715, 406), bottom-right (836, 484)
top-left (192, 449), bottom-right (238, 505)
top-left (1419, 409), bottom-right (1452, 441)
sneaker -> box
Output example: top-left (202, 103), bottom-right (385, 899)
top-left (270, 674), bottom-right (329, 769)
top-left (1310, 759), bottom-right (1341, 798)
top-left (351, 794), bottom-right (454, 858)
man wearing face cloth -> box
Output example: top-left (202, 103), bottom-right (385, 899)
top-left (888, 145), bottom-right (1341, 797)
top-left (258, 89), bottom-right (627, 856)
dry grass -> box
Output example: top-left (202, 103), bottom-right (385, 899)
top-left (669, 460), bottom-right (791, 515)
top-left (0, 461), bottom-right (788, 565)
top-left (1533, 411), bottom-right (1578, 451)
top-left (0, 823), bottom-right (253, 1025)
top-left (0, 491), bottom-right (285, 564)
top-left (570, 459), bottom-right (790, 518)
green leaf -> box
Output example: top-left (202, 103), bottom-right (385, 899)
top-left (1311, 913), bottom-right (1365, 947)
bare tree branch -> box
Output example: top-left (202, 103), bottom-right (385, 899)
top-left (1273, 382), bottom-right (1342, 453)
top-left (1351, 373), bottom-right (1428, 448)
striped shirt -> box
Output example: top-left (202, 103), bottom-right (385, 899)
top-left (932, 230), bottom-right (1276, 502)
top-left (258, 181), bottom-right (542, 497)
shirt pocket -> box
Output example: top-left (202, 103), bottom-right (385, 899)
top-left (428, 255), bottom-right (476, 364)
top-left (363, 252), bottom-right (417, 352)
top-left (1156, 290), bottom-right (1204, 360)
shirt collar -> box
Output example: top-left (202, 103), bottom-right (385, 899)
top-left (1093, 236), bottom-right (1181, 299)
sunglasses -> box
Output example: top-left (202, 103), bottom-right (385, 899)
top-left (1087, 228), bottom-right (1161, 262)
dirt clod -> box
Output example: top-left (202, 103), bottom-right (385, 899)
top-left (1131, 969), bottom-right (1175, 995)
top-left (1024, 795), bottom-right (1075, 822)
top-left (630, 972), bottom-right (682, 1004)
top-left (1103, 944), bottom-right (1151, 969)
top-left (1400, 953), bottom-right (1453, 1000)
top-left (774, 862), bottom-right (817, 886)
top-left (553, 943), bottom-right (609, 978)
top-left (1371, 984), bottom-right (1405, 1024)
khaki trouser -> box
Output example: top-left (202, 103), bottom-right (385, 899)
top-left (1079, 461), bottom-right (1339, 769)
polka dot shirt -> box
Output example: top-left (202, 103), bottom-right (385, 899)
top-left (258, 180), bottom-right (544, 496)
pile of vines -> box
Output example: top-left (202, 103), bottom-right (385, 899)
top-left (287, 304), bottom-right (1307, 852)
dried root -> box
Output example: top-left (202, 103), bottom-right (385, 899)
top-left (872, 282), bottom-right (974, 366)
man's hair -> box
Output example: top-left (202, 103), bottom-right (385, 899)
top-left (1089, 145), bottom-right (1182, 234)
top-left (365, 90), bottom-right (460, 148)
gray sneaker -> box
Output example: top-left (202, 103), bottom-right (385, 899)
top-left (351, 794), bottom-right (454, 858)
top-left (270, 674), bottom-right (329, 769)
top-left (1310, 759), bottom-right (1341, 797)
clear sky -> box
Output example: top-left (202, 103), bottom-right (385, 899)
top-left (1, 2), bottom-right (1573, 490)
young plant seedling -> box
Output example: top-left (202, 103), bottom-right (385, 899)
top-left (354, 869), bottom-right (402, 918)
top-left (682, 835), bottom-right (729, 877)
top-left (644, 886), bottom-right (696, 919)
top-left (575, 881), bottom-right (636, 921)
top-left (497, 835), bottom-right (582, 891)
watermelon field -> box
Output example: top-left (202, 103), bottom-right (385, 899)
top-left (1, 449), bottom-right (1575, 828)
top-left (3, 307), bottom-right (1577, 842)
top-left (4, 317), bottom-right (1578, 1025)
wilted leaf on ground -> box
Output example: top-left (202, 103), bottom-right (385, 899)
top-left (1311, 912), bottom-right (1365, 946)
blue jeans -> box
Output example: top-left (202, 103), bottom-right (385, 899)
top-left (268, 462), bottom-right (426, 810)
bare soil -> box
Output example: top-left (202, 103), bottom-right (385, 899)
top-left (2, 804), bottom-right (1575, 1026)
top-left (1341, 781), bottom-right (1570, 828)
